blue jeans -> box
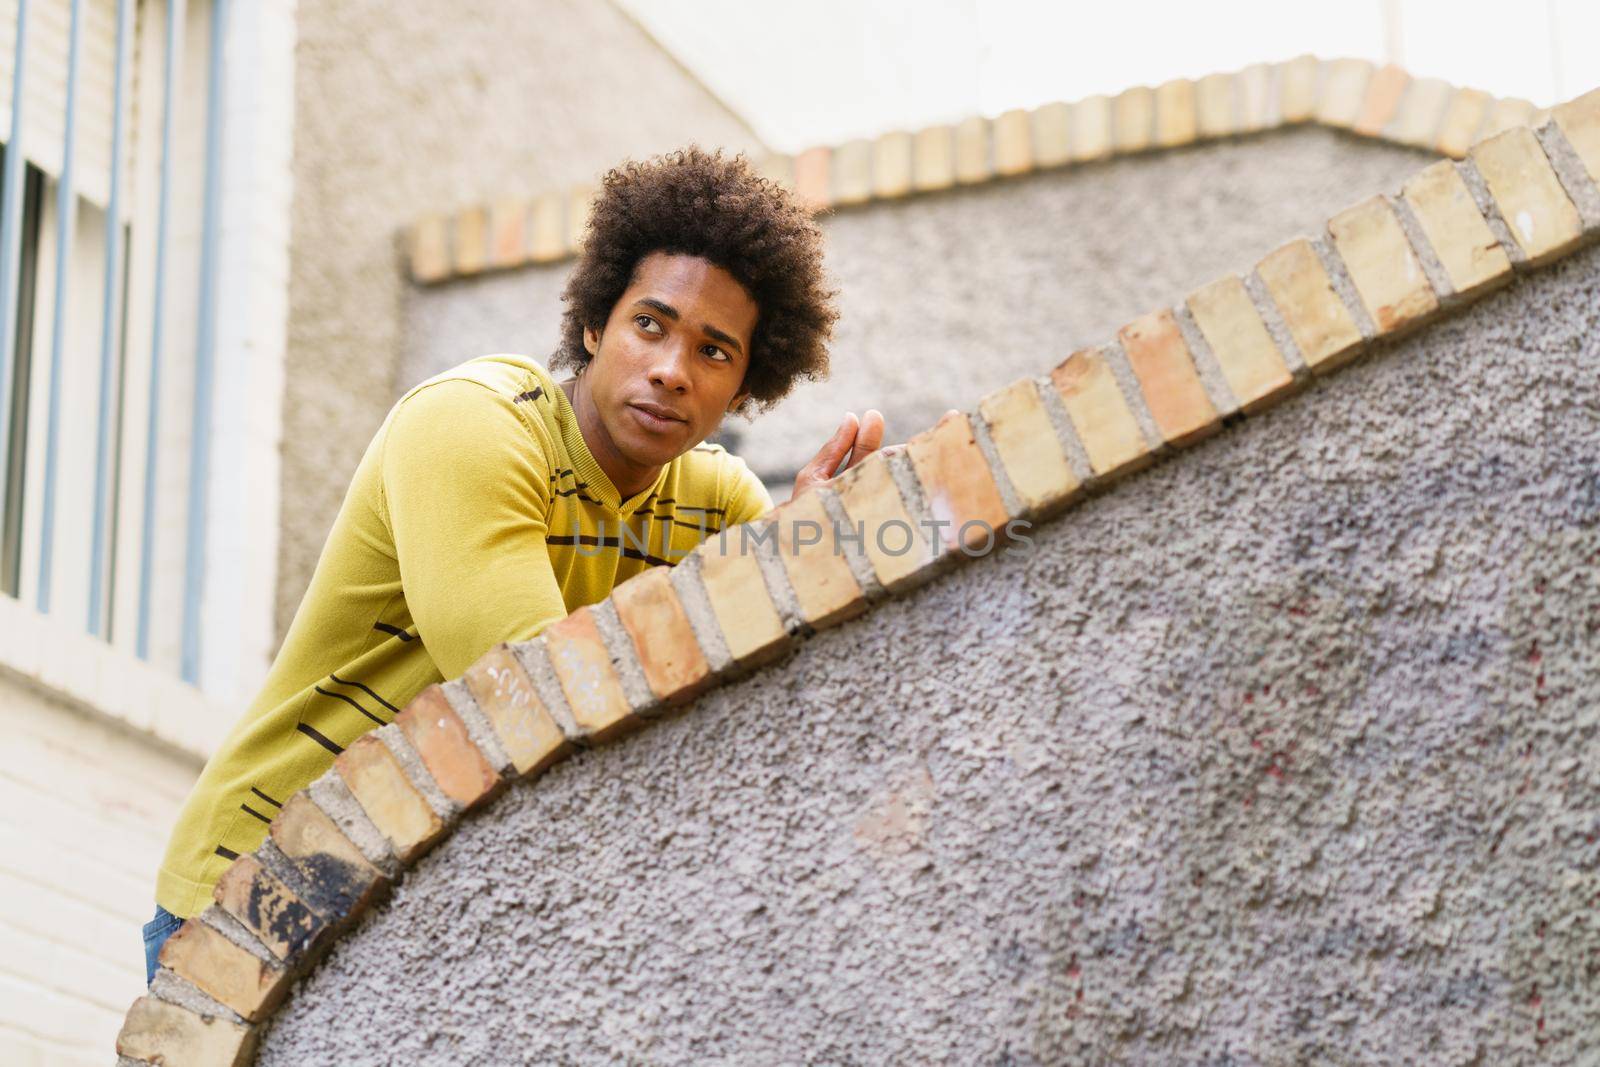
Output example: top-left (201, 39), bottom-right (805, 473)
top-left (142, 904), bottom-right (184, 985)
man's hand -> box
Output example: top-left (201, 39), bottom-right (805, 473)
top-left (792, 410), bottom-right (885, 501)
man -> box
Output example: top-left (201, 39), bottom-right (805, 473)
top-left (143, 146), bottom-right (889, 981)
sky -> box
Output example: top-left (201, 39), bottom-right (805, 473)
top-left (617, 0), bottom-right (1600, 153)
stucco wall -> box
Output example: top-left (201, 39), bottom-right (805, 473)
top-left (257, 239), bottom-right (1600, 1062)
top-left (401, 126), bottom-right (1433, 497)
top-left (278, 0), bottom-right (762, 644)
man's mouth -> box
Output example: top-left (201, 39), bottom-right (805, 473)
top-left (629, 402), bottom-right (686, 431)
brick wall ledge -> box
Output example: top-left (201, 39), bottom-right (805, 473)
top-left (405, 54), bottom-right (1556, 286)
top-left (115, 86), bottom-right (1600, 1065)
top-left (0, 593), bottom-right (226, 764)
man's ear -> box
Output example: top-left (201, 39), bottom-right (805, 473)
top-left (583, 325), bottom-right (601, 357)
top-left (727, 388), bottom-right (750, 415)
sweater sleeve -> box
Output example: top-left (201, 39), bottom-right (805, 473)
top-left (380, 378), bottom-right (568, 680)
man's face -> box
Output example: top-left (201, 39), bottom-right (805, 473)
top-left (581, 251), bottom-right (757, 469)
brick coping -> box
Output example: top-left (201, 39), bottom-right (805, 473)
top-left (115, 87), bottom-right (1600, 1065)
top-left (405, 55), bottom-right (1558, 286)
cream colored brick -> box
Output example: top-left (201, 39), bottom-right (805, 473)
top-left (1032, 102), bottom-right (1071, 167)
top-left (1353, 63), bottom-right (1408, 137)
top-left (1480, 96), bottom-right (1537, 139)
top-left (117, 997), bottom-right (256, 1066)
top-left (336, 733), bottom-right (443, 860)
top-left (955, 116), bottom-right (992, 183)
top-left (158, 920), bottom-right (288, 1022)
top-left (1196, 73), bottom-right (1235, 137)
top-left (543, 608), bottom-right (635, 741)
top-left (462, 644), bottom-right (568, 777)
top-left (832, 139), bottom-right (872, 206)
top-left (1049, 347), bottom-right (1150, 479)
top-left (1316, 57), bottom-right (1374, 128)
top-left (1185, 274), bottom-right (1293, 413)
top-left (527, 192), bottom-right (565, 263)
top-left (1256, 238), bottom-right (1364, 373)
top-left (1386, 77), bottom-right (1452, 148)
top-left (1435, 88), bottom-right (1491, 158)
top-left (1154, 79), bottom-right (1197, 148)
top-left (978, 377), bottom-right (1079, 517)
top-left (1470, 125), bottom-right (1584, 265)
top-left (873, 131), bottom-right (914, 198)
top-left (454, 206), bottom-right (488, 275)
top-left (1553, 87), bottom-right (1600, 187)
top-left (1327, 196), bottom-right (1439, 334)
top-left (1278, 54), bottom-right (1320, 122)
top-left (1072, 94), bottom-right (1112, 161)
top-left (995, 109), bottom-right (1033, 175)
top-left (1400, 160), bottom-right (1512, 297)
top-left (794, 147), bottom-right (831, 211)
top-left (913, 125), bottom-right (955, 191)
top-left (773, 488), bottom-right (867, 628)
top-left (409, 215), bottom-right (449, 284)
top-left (696, 526), bottom-right (790, 668)
top-left (1237, 63), bottom-right (1273, 131)
top-left (1113, 86), bottom-right (1155, 152)
top-left (832, 452), bottom-right (937, 592)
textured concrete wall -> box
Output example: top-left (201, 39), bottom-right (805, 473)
top-left (278, 0), bottom-right (762, 643)
top-left (257, 241), bottom-right (1600, 1062)
top-left (401, 127), bottom-right (1432, 496)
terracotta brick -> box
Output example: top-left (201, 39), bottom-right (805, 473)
top-left (527, 192), bottom-right (565, 263)
top-left (1071, 94), bottom-right (1112, 161)
top-left (773, 488), bottom-right (867, 629)
top-left (1185, 274), bottom-right (1293, 413)
top-left (1032, 102), bottom-right (1071, 167)
top-left (461, 643), bottom-right (568, 776)
top-left (1049, 347), bottom-right (1150, 479)
top-left (117, 996), bottom-right (256, 1066)
top-left (1277, 55), bottom-right (1320, 123)
top-left (543, 607), bottom-right (635, 739)
top-left (158, 919), bottom-right (288, 1022)
top-left (1196, 73), bottom-right (1235, 137)
top-left (1400, 160), bottom-right (1512, 297)
top-left (913, 125), bottom-right (955, 191)
top-left (955, 116), bottom-right (991, 183)
top-left (995, 109), bottom-right (1033, 175)
top-left (268, 791), bottom-right (385, 922)
top-left (1154, 79), bottom-right (1198, 147)
top-left (1237, 63), bottom-right (1273, 131)
top-left (489, 198), bottom-right (528, 269)
top-left (794, 146), bottom-right (831, 211)
top-left (212, 853), bottom-right (328, 963)
top-left (1435, 88), bottom-right (1491, 158)
top-left (905, 411), bottom-right (1013, 555)
top-left (409, 215), bottom-right (450, 284)
top-left (567, 185), bottom-right (594, 251)
top-left (1353, 63), bottom-right (1408, 136)
top-left (978, 377), bottom-right (1079, 517)
top-left (1554, 87), bottom-right (1600, 187)
top-left (610, 566), bottom-right (712, 704)
top-left (1255, 238), bottom-right (1364, 373)
top-left (832, 139), bottom-right (872, 205)
top-left (1387, 77), bottom-right (1452, 147)
top-left (1327, 196), bottom-right (1439, 334)
top-left (695, 526), bottom-right (789, 668)
top-left (1480, 96), bottom-right (1536, 139)
top-left (334, 733), bottom-right (444, 861)
top-left (756, 152), bottom-right (794, 191)
top-left (1316, 58), bottom-right (1374, 129)
top-left (397, 685), bottom-right (502, 809)
top-left (1470, 125), bottom-right (1584, 265)
top-left (1117, 310), bottom-right (1218, 446)
top-left (832, 451), bottom-right (936, 592)
top-left (1113, 86), bottom-right (1154, 152)
top-left (873, 131), bottom-right (914, 198)
top-left (453, 206), bottom-right (488, 276)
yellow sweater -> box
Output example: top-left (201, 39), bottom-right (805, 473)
top-left (157, 353), bottom-right (774, 917)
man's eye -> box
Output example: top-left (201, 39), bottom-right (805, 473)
top-left (703, 345), bottom-right (730, 361)
top-left (635, 314), bottom-right (661, 333)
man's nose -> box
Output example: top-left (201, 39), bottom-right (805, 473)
top-left (648, 341), bottom-right (693, 391)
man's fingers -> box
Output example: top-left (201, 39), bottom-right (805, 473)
top-left (805, 412), bottom-right (858, 480)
